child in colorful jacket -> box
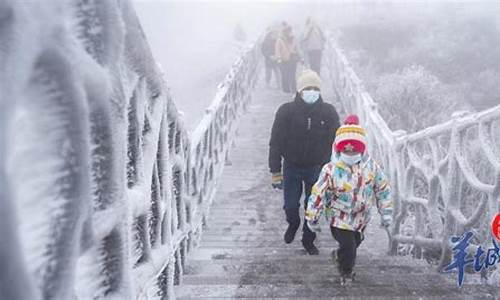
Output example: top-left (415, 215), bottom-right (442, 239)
top-left (305, 114), bottom-right (393, 280)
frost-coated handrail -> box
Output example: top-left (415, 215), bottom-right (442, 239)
top-left (324, 34), bottom-right (500, 270)
top-left (0, 1), bottom-right (259, 299)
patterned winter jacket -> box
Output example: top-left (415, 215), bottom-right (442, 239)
top-left (305, 153), bottom-right (393, 232)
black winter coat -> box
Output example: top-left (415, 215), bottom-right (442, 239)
top-left (269, 95), bottom-right (340, 173)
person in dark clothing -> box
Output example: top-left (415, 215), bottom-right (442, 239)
top-left (269, 69), bottom-right (340, 255)
top-left (261, 27), bottom-right (280, 88)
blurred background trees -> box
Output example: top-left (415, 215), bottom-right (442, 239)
top-left (336, 2), bottom-right (500, 133)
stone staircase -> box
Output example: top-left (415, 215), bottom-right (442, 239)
top-left (174, 77), bottom-right (496, 299)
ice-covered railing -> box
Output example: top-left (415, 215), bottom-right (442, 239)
top-left (324, 34), bottom-right (500, 271)
top-left (0, 1), bottom-right (259, 299)
top-left (390, 107), bottom-right (500, 268)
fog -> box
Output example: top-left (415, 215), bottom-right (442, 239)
top-left (1, 1), bottom-right (499, 298)
top-left (133, 0), bottom-right (317, 129)
top-left (134, 0), bottom-right (500, 131)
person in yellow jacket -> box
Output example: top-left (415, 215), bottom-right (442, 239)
top-left (275, 24), bottom-right (300, 93)
top-left (305, 114), bottom-right (393, 283)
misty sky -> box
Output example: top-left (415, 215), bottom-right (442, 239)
top-left (133, 0), bottom-right (500, 128)
top-left (133, 0), bottom-right (319, 128)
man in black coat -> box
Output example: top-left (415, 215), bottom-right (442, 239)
top-left (269, 69), bottom-right (340, 255)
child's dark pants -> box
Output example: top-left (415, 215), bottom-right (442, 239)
top-left (331, 226), bottom-right (364, 275)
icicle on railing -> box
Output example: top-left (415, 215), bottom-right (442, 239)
top-left (324, 34), bottom-right (500, 272)
top-left (0, 1), bottom-right (260, 299)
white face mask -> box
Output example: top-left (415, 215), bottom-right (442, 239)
top-left (301, 90), bottom-right (320, 104)
top-left (340, 153), bottom-right (362, 166)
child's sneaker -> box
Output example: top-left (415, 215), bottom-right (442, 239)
top-left (340, 271), bottom-right (356, 286)
top-left (331, 249), bottom-right (338, 264)
top-left (340, 275), bottom-right (348, 286)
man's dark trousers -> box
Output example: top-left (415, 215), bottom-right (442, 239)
top-left (283, 160), bottom-right (322, 246)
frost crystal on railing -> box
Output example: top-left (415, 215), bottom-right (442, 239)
top-left (325, 33), bottom-right (500, 281)
top-left (0, 0), bottom-right (260, 299)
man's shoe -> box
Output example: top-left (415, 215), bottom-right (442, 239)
top-left (302, 241), bottom-right (319, 255)
top-left (284, 224), bottom-right (299, 244)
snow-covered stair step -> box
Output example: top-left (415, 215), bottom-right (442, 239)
top-left (183, 257), bottom-right (431, 276)
top-left (181, 263), bottom-right (437, 286)
top-left (176, 283), bottom-right (492, 299)
top-left (177, 254), bottom-right (494, 299)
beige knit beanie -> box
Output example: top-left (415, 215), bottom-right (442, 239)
top-left (296, 69), bottom-right (321, 92)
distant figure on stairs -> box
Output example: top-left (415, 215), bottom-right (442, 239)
top-left (261, 26), bottom-right (280, 89)
top-left (269, 69), bottom-right (340, 255)
top-left (301, 17), bottom-right (326, 75)
top-left (274, 23), bottom-right (301, 94)
top-left (305, 114), bottom-right (393, 282)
